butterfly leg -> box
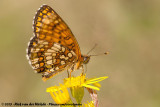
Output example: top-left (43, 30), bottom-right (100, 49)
top-left (70, 70), bottom-right (73, 77)
top-left (81, 65), bottom-right (85, 75)
top-left (67, 70), bottom-right (70, 77)
top-left (84, 64), bottom-right (87, 74)
top-left (67, 68), bottom-right (73, 78)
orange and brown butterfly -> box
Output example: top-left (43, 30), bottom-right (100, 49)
top-left (26, 4), bottom-right (91, 81)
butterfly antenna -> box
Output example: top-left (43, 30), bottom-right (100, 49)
top-left (90, 52), bottom-right (109, 56)
top-left (87, 44), bottom-right (97, 55)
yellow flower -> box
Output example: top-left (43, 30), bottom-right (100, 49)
top-left (82, 101), bottom-right (95, 107)
top-left (47, 84), bottom-right (70, 104)
top-left (64, 74), bottom-right (108, 90)
top-left (46, 74), bottom-right (108, 105)
top-left (64, 74), bottom-right (86, 87)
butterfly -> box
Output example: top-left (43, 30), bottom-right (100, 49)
top-left (26, 5), bottom-right (91, 81)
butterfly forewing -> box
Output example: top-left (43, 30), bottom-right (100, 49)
top-left (27, 5), bottom-right (82, 81)
top-left (33, 5), bottom-right (81, 56)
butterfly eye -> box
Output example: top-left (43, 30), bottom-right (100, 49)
top-left (83, 56), bottom-right (90, 64)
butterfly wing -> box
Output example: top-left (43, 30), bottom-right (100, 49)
top-left (33, 5), bottom-right (81, 57)
top-left (27, 5), bottom-right (82, 81)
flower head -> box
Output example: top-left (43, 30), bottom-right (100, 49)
top-left (47, 84), bottom-right (70, 104)
top-left (64, 74), bottom-right (108, 90)
top-left (46, 73), bottom-right (108, 106)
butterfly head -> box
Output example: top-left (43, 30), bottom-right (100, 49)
top-left (81, 51), bottom-right (108, 64)
top-left (81, 55), bottom-right (90, 64)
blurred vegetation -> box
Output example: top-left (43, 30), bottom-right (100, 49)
top-left (0, 0), bottom-right (160, 107)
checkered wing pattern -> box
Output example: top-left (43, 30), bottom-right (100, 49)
top-left (27, 5), bottom-right (82, 81)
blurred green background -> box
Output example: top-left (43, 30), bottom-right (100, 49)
top-left (0, 0), bottom-right (160, 107)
